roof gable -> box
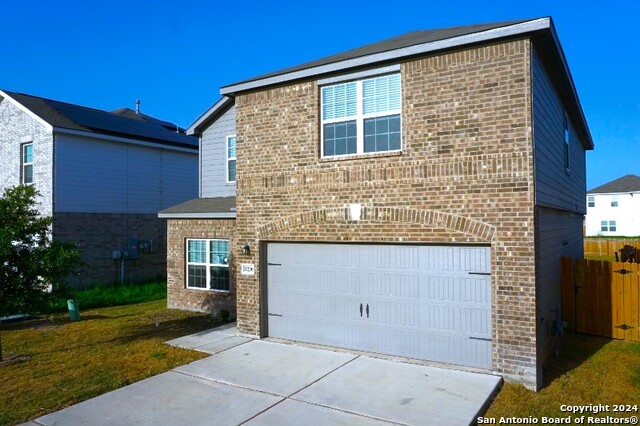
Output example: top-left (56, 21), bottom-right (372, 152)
top-left (589, 175), bottom-right (640, 194)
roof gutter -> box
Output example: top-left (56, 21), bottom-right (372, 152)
top-left (157, 212), bottom-right (237, 219)
top-left (220, 18), bottom-right (551, 95)
top-left (52, 127), bottom-right (199, 154)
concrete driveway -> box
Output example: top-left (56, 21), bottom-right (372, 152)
top-left (28, 325), bottom-right (501, 426)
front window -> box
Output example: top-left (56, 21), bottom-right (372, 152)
top-left (587, 196), bottom-right (595, 208)
top-left (186, 239), bottom-right (230, 291)
top-left (227, 136), bottom-right (236, 183)
top-left (21, 143), bottom-right (33, 184)
top-left (600, 221), bottom-right (617, 232)
top-left (321, 73), bottom-right (401, 157)
top-left (611, 195), bottom-right (618, 207)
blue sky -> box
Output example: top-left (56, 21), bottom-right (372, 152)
top-left (1, 0), bottom-right (638, 189)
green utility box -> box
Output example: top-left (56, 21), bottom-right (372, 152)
top-left (67, 299), bottom-right (80, 321)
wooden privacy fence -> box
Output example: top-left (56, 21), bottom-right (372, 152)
top-left (584, 238), bottom-right (640, 260)
top-left (561, 257), bottom-right (639, 342)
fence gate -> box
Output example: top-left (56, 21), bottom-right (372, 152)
top-left (561, 257), bottom-right (639, 342)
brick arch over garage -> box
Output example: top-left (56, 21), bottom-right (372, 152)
top-left (256, 206), bottom-right (496, 241)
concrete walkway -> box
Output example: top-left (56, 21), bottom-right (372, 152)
top-left (28, 324), bottom-right (502, 426)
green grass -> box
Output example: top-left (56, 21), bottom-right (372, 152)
top-left (0, 300), bottom-right (224, 426)
top-left (48, 281), bottom-right (166, 313)
top-left (485, 333), bottom-right (640, 421)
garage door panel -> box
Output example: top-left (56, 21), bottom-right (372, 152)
top-left (267, 243), bottom-right (491, 369)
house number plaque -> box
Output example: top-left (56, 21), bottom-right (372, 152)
top-left (240, 263), bottom-right (255, 276)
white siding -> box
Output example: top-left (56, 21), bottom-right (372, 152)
top-left (0, 97), bottom-right (54, 216)
top-left (201, 105), bottom-right (236, 198)
top-left (532, 46), bottom-right (587, 213)
top-left (54, 133), bottom-right (198, 213)
top-left (585, 192), bottom-right (640, 236)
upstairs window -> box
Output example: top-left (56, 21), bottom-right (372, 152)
top-left (600, 220), bottom-right (616, 233)
top-left (321, 73), bottom-right (401, 157)
top-left (587, 196), bottom-right (595, 208)
top-left (563, 112), bottom-right (570, 173)
top-left (186, 239), bottom-right (230, 291)
top-left (611, 195), bottom-right (618, 207)
top-left (21, 143), bottom-right (33, 184)
top-left (227, 135), bottom-right (236, 183)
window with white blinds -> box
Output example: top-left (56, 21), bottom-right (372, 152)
top-left (321, 73), bottom-right (401, 157)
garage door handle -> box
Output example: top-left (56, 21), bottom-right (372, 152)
top-left (468, 272), bottom-right (491, 276)
top-left (366, 304), bottom-right (369, 318)
top-left (359, 303), bottom-right (363, 317)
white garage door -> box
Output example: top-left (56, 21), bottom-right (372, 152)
top-left (266, 243), bottom-right (492, 369)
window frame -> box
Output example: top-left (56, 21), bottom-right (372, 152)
top-left (226, 135), bottom-right (237, 184)
top-left (320, 73), bottom-right (402, 158)
top-left (610, 195), bottom-right (618, 208)
top-left (600, 220), bottom-right (617, 233)
top-left (20, 142), bottom-right (34, 185)
top-left (587, 196), bottom-right (595, 208)
top-left (563, 111), bottom-right (570, 174)
top-left (185, 238), bottom-right (230, 292)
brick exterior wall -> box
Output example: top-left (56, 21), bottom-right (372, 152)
top-left (53, 213), bottom-right (168, 288)
top-left (166, 218), bottom-right (236, 316)
top-left (234, 39), bottom-right (540, 388)
top-left (0, 95), bottom-right (53, 216)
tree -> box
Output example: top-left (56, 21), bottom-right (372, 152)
top-left (0, 185), bottom-right (80, 362)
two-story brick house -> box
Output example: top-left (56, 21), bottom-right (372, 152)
top-left (0, 90), bottom-right (199, 287)
top-left (169, 17), bottom-right (593, 390)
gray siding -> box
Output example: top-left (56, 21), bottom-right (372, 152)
top-left (532, 46), bottom-right (586, 214)
top-left (201, 105), bottom-right (236, 198)
top-left (0, 96), bottom-right (54, 216)
top-left (535, 206), bottom-right (583, 363)
top-left (54, 133), bottom-right (198, 214)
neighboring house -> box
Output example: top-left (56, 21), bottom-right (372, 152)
top-left (0, 90), bottom-right (199, 287)
top-left (585, 174), bottom-right (640, 236)
top-left (168, 17), bottom-right (593, 390)
top-left (158, 97), bottom-right (237, 315)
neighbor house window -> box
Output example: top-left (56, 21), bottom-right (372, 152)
top-left (186, 239), bottom-right (230, 291)
top-left (587, 196), bottom-right (595, 208)
top-left (600, 220), bottom-right (617, 232)
top-left (21, 143), bottom-right (33, 184)
top-left (611, 195), bottom-right (618, 207)
top-left (321, 73), bottom-right (401, 157)
top-left (227, 135), bottom-right (236, 183)
top-left (563, 112), bottom-right (570, 172)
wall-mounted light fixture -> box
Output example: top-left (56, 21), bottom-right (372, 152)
top-left (349, 203), bottom-right (362, 221)
top-left (242, 243), bottom-right (251, 255)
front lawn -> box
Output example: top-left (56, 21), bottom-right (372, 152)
top-left (0, 300), bottom-right (222, 426)
top-left (47, 281), bottom-right (167, 312)
top-left (485, 332), bottom-right (640, 421)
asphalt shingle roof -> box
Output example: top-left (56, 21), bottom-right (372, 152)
top-left (227, 20), bottom-right (529, 88)
top-left (589, 175), bottom-right (640, 194)
top-left (2, 91), bottom-right (197, 149)
top-left (158, 197), bottom-right (236, 216)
